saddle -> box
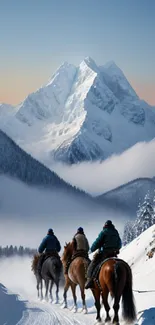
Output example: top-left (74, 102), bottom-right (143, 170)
top-left (72, 250), bottom-right (90, 262)
top-left (93, 250), bottom-right (119, 280)
top-left (37, 251), bottom-right (61, 277)
top-left (65, 250), bottom-right (90, 275)
top-left (44, 250), bottom-right (60, 261)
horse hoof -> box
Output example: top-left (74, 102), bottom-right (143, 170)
top-left (62, 304), bottom-right (67, 309)
top-left (105, 316), bottom-right (111, 322)
top-left (38, 297), bottom-right (42, 301)
top-left (52, 299), bottom-right (59, 304)
top-left (94, 320), bottom-right (102, 325)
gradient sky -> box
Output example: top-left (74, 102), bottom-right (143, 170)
top-left (0, 0), bottom-right (155, 106)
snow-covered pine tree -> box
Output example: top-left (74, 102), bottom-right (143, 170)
top-left (122, 220), bottom-right (135, 246)
top-left (151, 191), bottom-right (155, 226)
top-left (123, 191), bottom-right (155, 246)
top-left (134, 191), bottom-right (154, 237)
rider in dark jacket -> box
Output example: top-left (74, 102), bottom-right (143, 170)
top-left (85, 220), bottom-right (122, 289)
top-left (38, 228), bottom-right (61, 276)
top-left (38, 229), bottom-right (61, 254)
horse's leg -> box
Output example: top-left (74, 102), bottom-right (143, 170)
top-left (112, 264), bottom-right (126, 324)
top-left (36, 276), bottom-right (43, 300)
top-left (36, 282), bottom-right (39, 299)
top-left (101, 285), bottom-right (111, 322)
top-left (63, 277), bottom-right (70, 308)
top-left (70, 282), bottom-right (77, 312)
top-left (49, 279), bottom-right (53, 302)
top-left (40, 278), bottom-right (43, 300)
top-left (55, 278), bottom-right (60, 304)
top-left (92, 288), bottom-right (101, 322)
top-left (112, 293), bottom-right (121, 325)
top-left (80, 283), bottom-right (87, 314)
top-left (45, 279), bottom-right (49, 301)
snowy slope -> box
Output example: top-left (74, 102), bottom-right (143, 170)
top-left (0, 225), bottom-right (155, 324)
top-left (119, 224), bottom-right (155, 325)
top-left (1, 57), bottom-right (155, 166)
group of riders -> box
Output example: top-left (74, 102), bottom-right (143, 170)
top-left (37, 220), bottom-right (122, 288)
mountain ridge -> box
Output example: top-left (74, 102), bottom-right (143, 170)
top-left (0, 57), bottom-right (155, 166)
top-left (96, 177), bottom-right (155, 214)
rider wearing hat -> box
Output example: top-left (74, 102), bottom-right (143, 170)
top-left (37, 228), bottom-right (61, 276)
top-left (72, 227), bottom-right (89, 254)
top-left (64, 227), bottom-right (90, 275)
top-left (85, 220), bottom-right (122, 289)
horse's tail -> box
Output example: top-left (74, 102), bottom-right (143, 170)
top-left (31, 254), bottom-right (40, 275)
top-left (121, 263), bottom-right (136, 322)
top-left (52, 258), bottom-right (62, 279)
top-left (113, 261), bottom-right (122, 297)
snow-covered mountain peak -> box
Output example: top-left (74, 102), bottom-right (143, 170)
top-left (15, 62), bottom-right (77, 125)
top-left (102, 60), bottom-right (117, 69)
top-left (47, 61), bottom-right (76, 87)
top-left (100, 61), bottom-right (138, 101)
top-left (1, 56), bottom-right (155, 165)
top-left (81, 56), bottom-right (99, 73)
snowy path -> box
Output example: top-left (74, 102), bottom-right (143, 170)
top-left (0, 283), bottom-right (96, 325)
top-left (17, 301), bottom-right (95, 325)
top-left (1, 226), bottom-right (155, 324)
top-left (1, 279), bottom-right (155, 325)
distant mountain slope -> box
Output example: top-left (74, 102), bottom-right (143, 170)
top-left (0, 129), bottom-right (83, 193)
top-left (97, 177), bottom-right (155, 215)
top-left (0, 129), bottom-right (113, 219)
top-left (1, 57), bottom-right (155, 166)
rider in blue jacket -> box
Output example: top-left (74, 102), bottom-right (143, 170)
top-left (38, 228), bottom-right (61, 275)
top-left (85, 220), bottom-right (122, 289)
top-left (38, 229), bottom-right (61, 254)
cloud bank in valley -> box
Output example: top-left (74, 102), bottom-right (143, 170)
top-left (0, 175), bottom-right (126, 248)
top-left (52, 139), bottom-right (155, 196)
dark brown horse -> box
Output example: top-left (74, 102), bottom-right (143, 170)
top-left (92, 257), bottom-right (136, 324)
top-left (61, 242), bottom-right (89, 313)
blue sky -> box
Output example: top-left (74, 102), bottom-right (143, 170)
top-left (0, 0), bottom-right (154, 104)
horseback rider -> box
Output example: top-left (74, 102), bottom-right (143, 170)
top-left (37, 228), bottom-right (61, 276)
top-left (72, 227), bottom-right (89, 255)
top-left (64, 227), bottom-right (90, 275)
top-left (85, 220), bottom-right (122, 289)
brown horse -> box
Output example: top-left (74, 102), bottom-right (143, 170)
top-left (61, 242), bottom-right (89, 313)
top-left (92, 257), bottom-right (136, 324)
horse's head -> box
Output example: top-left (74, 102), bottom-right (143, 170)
top-left (61, 241), bottom-right (73, 264)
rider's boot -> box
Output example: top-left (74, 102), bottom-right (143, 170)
top-left (85, 252), bottom-right (101, 289)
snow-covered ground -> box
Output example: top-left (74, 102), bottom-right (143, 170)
top-left (0, 225), bottom-right (155, 324)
